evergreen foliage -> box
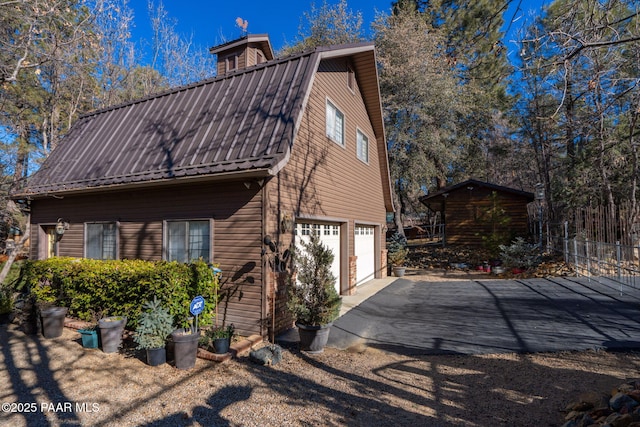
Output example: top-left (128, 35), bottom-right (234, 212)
top-left (134, 296), bottom-right (174, 350)
top-left (287, 233), bottom-right (341, 326)
top-left (19, 258), bottom-right (219, 328)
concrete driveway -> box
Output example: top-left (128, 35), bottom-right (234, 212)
top-left (326, 276), bottom-right (640, 355)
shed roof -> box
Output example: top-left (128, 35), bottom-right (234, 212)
top-left (16, 41), bottom-right (388, 201)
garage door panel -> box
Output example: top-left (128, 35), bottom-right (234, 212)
top-left (295, 223), bottom-right (341, 294)
top-left (355, 225), bottom-right (375, 286)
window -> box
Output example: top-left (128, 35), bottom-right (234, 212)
top-left (326, 100), bottom-right (345, 146)
top-left (166, 220), bottom-right (210, 263)
top-left (86, 223), bottom-right (117, 260)
top-left (225, 54), bottom-right (238, 72)
top-left (357, 129), bottom-right (369, 163)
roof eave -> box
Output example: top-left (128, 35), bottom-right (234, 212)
top-left (13, 168), bottom-right (276, 200)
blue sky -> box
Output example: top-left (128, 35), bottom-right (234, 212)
top-left (127, 0), bottom-right (548, 58)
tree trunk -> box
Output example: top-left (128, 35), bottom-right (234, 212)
top-left (0, 214), bottom-right (30, 285)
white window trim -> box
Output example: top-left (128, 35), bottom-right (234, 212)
top-left (163, 219), bottom-right (214, 263)
top-left (84, 221), bottom-right (120, 260)
top-left (356, 128), bottom-right (369, 164)
top-left (326, 98), bottom-right (346, 147)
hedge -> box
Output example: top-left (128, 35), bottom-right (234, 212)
top-left (18, 258), bottom-right (220, 329)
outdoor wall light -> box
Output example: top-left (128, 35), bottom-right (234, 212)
top-left (55, 218), bottom-right (69, 236)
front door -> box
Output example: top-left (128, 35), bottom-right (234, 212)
top-left (43, 226), bottom-right (58, 258)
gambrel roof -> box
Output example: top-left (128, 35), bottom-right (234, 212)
top-left (16, 42), bottom-right (390, 203)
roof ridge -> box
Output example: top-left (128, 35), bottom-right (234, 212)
top-left (80, 48), bottom-right (320, 120)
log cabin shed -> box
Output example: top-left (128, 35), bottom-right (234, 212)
top-left (12, 34), bottom-right (394, 337)
top-left (419, 179), bottom-right (534, 246)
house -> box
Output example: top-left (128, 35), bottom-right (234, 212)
top-left (419, 179), bottom-right (534, 246)
top-left (12, 34), bottom-right (394, 337)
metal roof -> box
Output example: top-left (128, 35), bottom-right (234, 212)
top-left (19, 49), bottom-right (320, 196)
top-left (15, 42), bottom-right (390, 206)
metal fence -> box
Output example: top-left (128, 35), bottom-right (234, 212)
top-left (549, 223), bottom-right (640, 291)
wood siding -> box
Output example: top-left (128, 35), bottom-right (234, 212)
top-left (265, 57), bottom-right (388, 299)
top-left (29, 180), bottom-right (265, 336)
top-left (444, 188), bottom-right (532, 246)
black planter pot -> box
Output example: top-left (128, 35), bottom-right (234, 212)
top-left (171, 329), bottom-right (200, 370)
top-left (296, 322), bottom-right (333, 354)
top-left (40, 307), bottom-right (68, 338)
top-left (213, 337), bottom-right (231, 354)
top-left (98, 316), bottom-right (127, 353)
top-left (146, 347), bottom-right (167, 366)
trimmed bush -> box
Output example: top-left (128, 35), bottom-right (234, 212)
top-left (18, 258), bottom-right (219, 329)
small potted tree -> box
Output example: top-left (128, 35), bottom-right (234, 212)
top-left (201, 323), bottom-right (235, 355)
top-left (387, 232), bottom-right (409, 277)
top-left (134, 297), bottom-right (174, 366)
top-left (287, 233), bottom-right (341, 354)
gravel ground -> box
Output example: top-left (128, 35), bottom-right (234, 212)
top-left (1, 322), bottom-right (640, 427)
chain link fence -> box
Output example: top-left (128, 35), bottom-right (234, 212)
top-left (549, 221), bottom-right (640, 291)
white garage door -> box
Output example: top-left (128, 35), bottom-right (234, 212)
top-left (355, 225), bottom-right (376, 286)
top-left (295, 223), bottom-right (341, 294)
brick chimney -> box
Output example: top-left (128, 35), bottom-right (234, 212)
top-left (209, 34), bottom-right (274, 75)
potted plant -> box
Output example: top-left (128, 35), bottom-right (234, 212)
top-left (287, 233), bottom-right (341, 354)
top-left (39, 305), bottom-right (68, 338)
top-left (171, 318), bottom-right (200, 370)
top-left (201, 323), bottom-right (235, 355)
top-left (78, 325), bottom-right (99, 348)
top-left (98, 315), bottom-right (127, 353)
top-left (134, 297), bottom-right (174, 366)
top-left (387, 232), bottom-right (409, 277)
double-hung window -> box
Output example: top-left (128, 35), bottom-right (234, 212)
top-left (86, 222), bottom-right (118, 260)
top-left (356, 129), bottom-right (369, 163)
top-left (166, 220), bottom-right (211, 263)
top-left (326, 100), bottom-right (345, 146)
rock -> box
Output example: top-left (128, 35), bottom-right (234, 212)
top-left (249, 344), bottom-right (283, 366)
top-left (611, 393), bottom-right (640, 413)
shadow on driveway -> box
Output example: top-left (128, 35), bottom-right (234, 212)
top-left (327, 276), bottom-right (640, 356)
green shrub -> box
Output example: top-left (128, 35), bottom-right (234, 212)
top-left (499, 237), bottom-right (542, 270)
top-left (18, 258), bottom-right (219, 329)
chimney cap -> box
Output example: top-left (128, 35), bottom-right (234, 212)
top-left (209, 34), bottom-right (274, 61)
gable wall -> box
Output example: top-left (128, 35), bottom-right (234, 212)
top-left (29, 180), bottom-right (266, 336)
top-left (265, 57), bottom-right (388, 302)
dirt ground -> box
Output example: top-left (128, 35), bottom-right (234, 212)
top-left (1, 319), bottom-right (640, 427)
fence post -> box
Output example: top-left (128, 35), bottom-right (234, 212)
top-left (586, 238), bottom-right (591, 281)
top-left (563, 221), bottom-right (569, 264)
top-left (616, 240), bottom-right (622, 285)
top-left (573, 238), bottom-right (578, 278)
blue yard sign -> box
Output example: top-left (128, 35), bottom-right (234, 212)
top-left (190, 295), bottom-right (205, 316)
top-left (190, 295), bottom-right (205, 333)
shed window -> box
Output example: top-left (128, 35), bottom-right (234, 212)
top-left (326, 100), bottom-right (345, 146)
top-left (356, 129), bottom-right (369, 163)
top-left (166, 220), bottom-right (210, 263)
top-left (86, 222), bottom-right (117, 260)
